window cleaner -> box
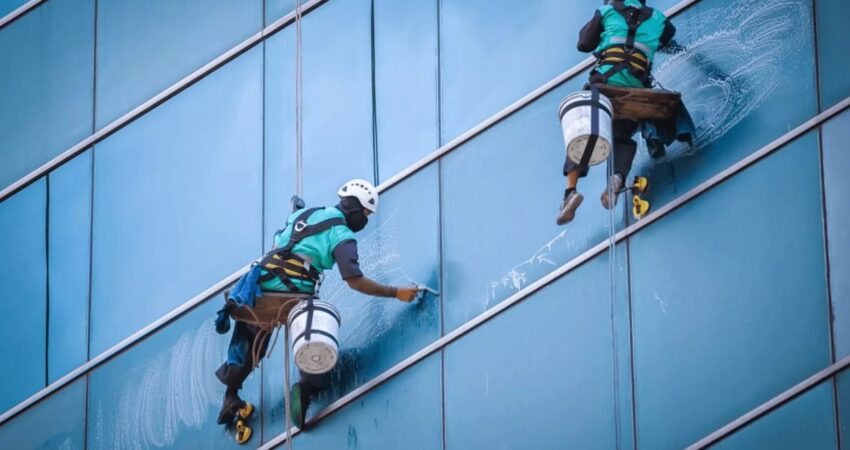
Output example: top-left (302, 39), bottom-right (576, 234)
top-left (213, 179), bottom-right (421, 443)
top-left (557, 0), bottom-right (695, 225)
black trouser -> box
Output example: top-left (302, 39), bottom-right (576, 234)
top-left (563, 118), bottom-right (640, 180)
top-left (215, 322), bottom-right (331, 394)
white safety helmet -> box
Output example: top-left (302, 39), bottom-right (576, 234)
top-left (337, 179), bottom-right (378, 213)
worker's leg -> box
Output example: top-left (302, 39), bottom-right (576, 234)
top-left (558, 157), bottom-right (588, 225)
top-left (602, 119), bottom-right (640, 209)
top-left (215, 323), bottom-right (270, 424)
top-left (290, 370), bottom-right (331, 429)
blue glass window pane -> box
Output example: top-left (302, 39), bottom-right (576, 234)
top-left (0, 0), bottom-right (27, 17)
top-left (87, 299), bottom-right (255, 449)
top-left (714, 383), bottom-right (837, 450)
top-left (0, 180), bottom-right (46, 412)
top-left (90, 48), bottom-right (263, 355)
top-left (439, 0), bottom-right (602, 142)
top-left (444, 250), bottom-right (631, 449)
top-left (299, 0), bottom-right (374, 206)
top-left (839, 370), bottom-right (850, 448)
top-left (0, 379), bottom-right (86, 450)
top-left (374, 0), bottom-right (439, 181)
top-left (816, 0), bottom-right (850, 108)
top-left (647, 0), bottom-right (816, 207)
top-left (290, 354), bottom-right (441, 450)
top-left (441, 76), bottom-right (629, 333)
top-left (48, 151), bottom-right (91, 382)
top-left (264, 31), bottom-right (297, 250)
top-left (823, 110), bottom-right (850, 359)
top-left (630, 133), bottom-right (830, 449)
top-left (265, 0), bottom-right (296, 25)
top-left (262, 166), bottom-right (441, 439)
top-left (95, 0), bottom-right (262, 127)
top-left (0, 0), bottom-right (93, 189)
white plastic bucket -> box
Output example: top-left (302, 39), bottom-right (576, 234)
top-left (558, 90), bottom-right (614, 166)
top-left (287, 300), bottom-right (341, 375)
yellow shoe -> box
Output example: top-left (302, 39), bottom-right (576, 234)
top-left (235, 419), bottom-right (252, 444)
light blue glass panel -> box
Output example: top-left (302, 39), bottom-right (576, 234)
top-left (299, 0), bottom-right (374, 206)
top-left (817, 0), bottom-right (850, 108)
top-left (264, 31), bottom-right (297, 250)
top-left (0, 0), bottom-right (27, 17)
top-left (283, 353), bottom-right (441, 450)
top-left (439, 0), bottom-right (605, 142)
top-left (0, 379), bottom-right (86, 450)
top-left (0, 180), bottom-right (46, 412)
top-left (95, 0), bottom-right (262, 127)
top-left (445, 248), bottom-right (632, 449)
top-left (441, 75), bottom-right (629, 333)
top-left (0, 0), bottom-right (93, 189)
top-left (374, 0), bottom-right (439, 181)
top-left (265, 0), bottom-right (295, 25)
top-left (713, 383), bottom-right (837, 450)
top-left (823, 110), bottom-right (850, 359)
top-left (87, 298), bottom-right (257, 449)
top-left (48, 151), bottom-right (91, 382)
top-left (262, 165), bottom-right (441, 441)
top-left (90, 48), bottom-right (263, 355)
top-left (839, 370), bottom-right (849, 450)
top-left (643, 0), bottom-right (816, 208)
top-left (630, 133), bottom-right (830, 449)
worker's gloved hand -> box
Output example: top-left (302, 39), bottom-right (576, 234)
top-left (395, 286), bottom-right (421, 303)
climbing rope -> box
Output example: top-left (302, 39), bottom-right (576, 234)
top-left (294, 0), bottom-right (304, 198)
top-left (607, 147), bottom-right (622, 450)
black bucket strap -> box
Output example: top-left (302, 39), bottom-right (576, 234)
top-left (579, 84), bottom-right (601, 168)
top-left (304, 297), bottom-right (314, 341)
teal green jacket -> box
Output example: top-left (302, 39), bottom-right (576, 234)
top-left (259, 207), bottom-right (358, 293)
top-left (578, 0), bottom-right (675, 87)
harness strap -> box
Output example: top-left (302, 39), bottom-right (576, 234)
top-left (260, 207), bottom-right (347, 289)
top-left (599, 2), bottom-right (654, 85)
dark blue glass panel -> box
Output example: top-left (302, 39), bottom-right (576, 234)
top-left (439, 0), bottom-right (603, 142)
top-left (713, 383), bottom-right (837, 450)
top-left (265, 0), bottom-right (296, 25)
top-left (0, 180), bottom-right (46, 412)
top-left (298, 0), bottom-right (374, 206)
top-left (87, 299), bottom-right (257, 449)
top-left (90, 48), bottom-right (264, 355)
top-left (95, 0), bottom-right (262, 127)
top-left (262, 165), bottom-right (441, 441)
top-left (48, 151), bottom-right (91, 382)
top-left (823, 110), bottom-right (850, 359)
top-left (374, 0), bottom-right (439, 181)
top-left (263, 31), bottom-right (297, 250)
top-left (445, 248), bottom-right (632, 449)
top-left (644, 0), bottom-right (816, 208)
top-left (0, 379), bottom-right (86, 450)
top-left (839, 370), bottom-right (849, 449)
top-left (816, 0), bottom-right (850, 108)
top-left (630, 133), bottom-right (830, 449)
top-left (441, 75), bottom-right (629, 333)
top-left (0, 0), bottom-right (93, 189)
top-left (0, 0), bottom-right (27, 17)
top-left (286, 353), bottom-right (441, 450)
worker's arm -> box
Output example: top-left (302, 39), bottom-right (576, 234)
top-left (659, 18), bottom-right (676, 47)
top-left (333, 240), bottom-right (419, 302)
top-left (577, 10), bottom-right (604, 53)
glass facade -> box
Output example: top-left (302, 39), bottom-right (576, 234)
top-left (0, 0), bottom-right (847, 448)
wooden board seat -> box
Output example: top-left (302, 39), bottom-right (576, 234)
top-left (593, 84), bottom-right (681, 121)
top-left (227, 291), bottom-right (312, 327)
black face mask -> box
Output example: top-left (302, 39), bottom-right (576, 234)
top-left (337, 197), bottom-right (369, 232)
